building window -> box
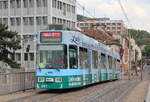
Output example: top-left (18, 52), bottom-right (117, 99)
top-left (23, 17), bottom-right (28, 25)
top-left (53, 0), bottom-right (57, 8)
top-left (43, 0), bottom-right (47, 7)
top-left (3, 18), bottom-right (8, 25)
top-left (29, 0), bottom-right (34, 7)
top-left (63, 19), bottom-right (66, 25)
top-left (10, 18), bottom-right (15, 26)
top-left (112, 27), bottom-right (116, 31)
top-left (63, 3), bottom-right (66, 15)
top-left (10, 0), bottom-right (15, 8)
top-left (30, 53), bottom-right (34, 61)
top-left (57, 0), bottom-right (59, 9)
top-left (43, 16), bottom-right (47, 25)
top-left (0, 18), bottom-right (2, 24)
top-left (29, 17), bottom-right (34, 25)
top-left (3, 1), bottom-right (8, 9)
top-left (52, 0), bottom-right (55, 8)
top-left (36, 0), bottom-right (41, 7)
top-left (107, 27), bottom-right (110, 30)
top-left (16, 53), bottom-right (21, 61)
top-left (36, 17), bottom-right (41, 25)
top-left (24, 53), bottom-right (28, 61)
top-left (16, 17), bottom-right (21, 26)
top-left (72, 22), bottom-right (75, 28)
top-left (112, 23), bottom-right (116, 26)
top-left (23, 0), bottom-right (28, 8)
top-left (52, 17), bottom-right (56, 24)
top-left (0, 2), bottom-right (2, 9)
top-left (57, 18), bottom-right (62, 24)
top-left (72, 6), bottom-right (75, 13)
top-left (60, 1), bottom-right (62, 9)
top-left (67, 4), bottom-right (70, 12)
top-left (16, 0), bottom-right (21, 8)
top-left (107, 23), bottom-right (110, 25)
top-left (117, 23), bottom-right (121, 26)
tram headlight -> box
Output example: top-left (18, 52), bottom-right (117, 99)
top-left (46, 78), bottom-right (54, 82)
top-left (55, 78), bottom-right (62, 83)
top-left (38, 77), bottom-right (45, 82)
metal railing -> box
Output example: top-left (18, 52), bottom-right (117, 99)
top-left (0, 72), bottom-right (35, 95)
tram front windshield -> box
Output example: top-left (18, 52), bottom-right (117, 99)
top-left (38, 45), bottom-right (67, 69)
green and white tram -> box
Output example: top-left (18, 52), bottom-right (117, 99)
top-left (36, 30), bottom-right (121, 89)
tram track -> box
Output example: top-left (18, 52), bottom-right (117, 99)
top-left (5, 90), bottom-right (61, 102)
top-left (3, 70), bottom-right (149, 102)
top-left (3, 80), bottom-right (120, 102)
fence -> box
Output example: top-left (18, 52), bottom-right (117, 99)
top-left (0, 72), bottom-right (35, 95)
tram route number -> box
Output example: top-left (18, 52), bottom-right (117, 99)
top-left (40, 85), bottom-right (47, 88)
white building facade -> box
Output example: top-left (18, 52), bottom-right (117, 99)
top-left (0, 0), bottom-right (76, 71)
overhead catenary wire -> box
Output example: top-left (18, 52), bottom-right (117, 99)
top-left (117, 0), bottom-right (133, 28)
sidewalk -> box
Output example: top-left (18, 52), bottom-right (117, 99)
top-left (145, 81), bottom-right (150, 102)
top-left (122, 80), bottom-right (149, 102)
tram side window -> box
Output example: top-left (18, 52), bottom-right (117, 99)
top-left (101, 53), bottom-right (107, 69)
top-left (116, 60), bottom-right (120, 71)
top-left (113, 59), bottom-right (116, 70)
top-left (92, 50), bottom-right (98, 69)
top-left (79, 47), bottom-right (88, 69)
top-left (108, 56), bottom-right (113, 69)
top-left (69, 45), bottom-right (78, 69)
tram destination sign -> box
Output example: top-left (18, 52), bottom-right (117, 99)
top-left (40, 32), bottom-right (62, 43)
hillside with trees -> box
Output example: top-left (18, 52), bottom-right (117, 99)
top-left (129, 29), bottom-right (150, 57)
top-left (129, 29), bottom-right (150, 45)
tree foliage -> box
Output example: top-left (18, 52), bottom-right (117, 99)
top-left (129, 29), bottom-right (150, 45)
top-left (142, 45), bottom-right (150, 57)
top-left (0, 24), bottom-right (21, 68)
top-left (77, 14), bottom-right (89, 21)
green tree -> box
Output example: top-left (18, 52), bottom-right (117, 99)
top-left (0, 24), bottom-right (21, 68)
top-left (143, 45), bottom-right (150, 57)
top-left (129, 29), bottom-right (150, 45)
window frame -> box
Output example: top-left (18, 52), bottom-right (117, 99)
top-left (69, 45), bottom-right (78, 69)
top-left (79, 47), bottom-right (89, 69)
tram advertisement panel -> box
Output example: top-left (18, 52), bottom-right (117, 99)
top-left (40, 32), bottom-right (62, 43)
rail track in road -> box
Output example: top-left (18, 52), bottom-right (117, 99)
top-left (5, 89), bottom-right (64, 102)
top-left (2, 66), bottom-right (150, 102)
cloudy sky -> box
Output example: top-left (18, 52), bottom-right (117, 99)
top-left (77, 0), bottom-right (150, 32)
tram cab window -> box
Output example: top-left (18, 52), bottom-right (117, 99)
top-left (69, 45), bottom-right (78, 69)
top-left (101, 53), bottom-right (107, 69)
top-left (92, 50), bottom-right (98, 69)
top-left (79, 47), bottom-right (88, 69)
top-left (38, 45), bottom-right (67, 69)
top-left (108, 56), bottom-right (113, 69)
